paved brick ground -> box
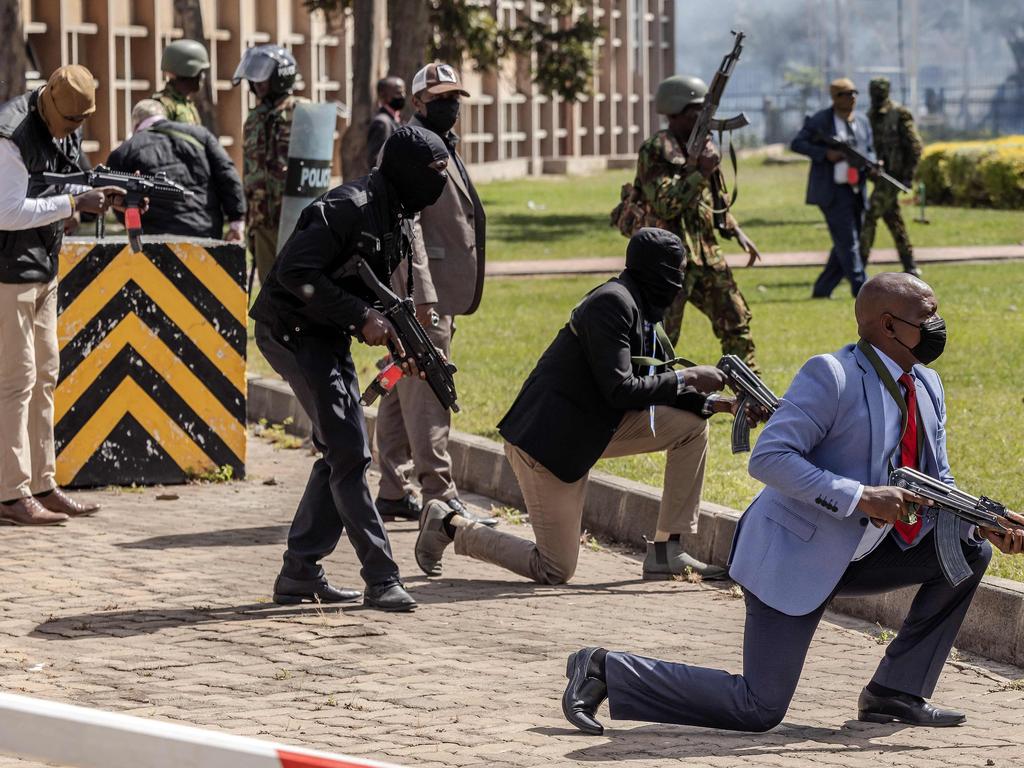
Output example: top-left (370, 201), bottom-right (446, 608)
top-left (2, 436), bottom-right (1024, 768)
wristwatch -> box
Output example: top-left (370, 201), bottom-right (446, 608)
top-left (701, 393), bottom-right (726, 417)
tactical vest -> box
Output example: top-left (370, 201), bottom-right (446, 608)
top-left (0, 90), bottom-right (82, 284)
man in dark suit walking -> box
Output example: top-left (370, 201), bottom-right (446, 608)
top-left (413, 228), bottom-right (751, 584)
top-left (366, 76), bottom-right (405, 168)
top-left (791, 78), bottom-right (876, 299)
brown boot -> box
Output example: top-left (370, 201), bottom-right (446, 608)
top-left (35, 488), bottom-right (100, 518)
top-left (0, 497), bottom-right (69, 526)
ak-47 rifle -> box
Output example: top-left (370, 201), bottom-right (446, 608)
top-left (810, 129), bottom-right (912, 195)
top-left (717, 355), bottom-right (779, 453)
top-left (889, 467), bottom-right (1023, 587)
top-left (350, 233), bottom-right (460, 413)
top-left (34, 164), bottom-right (192, 252)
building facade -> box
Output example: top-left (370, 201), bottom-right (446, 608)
top-left (20, 0), bottom-right (674, 174)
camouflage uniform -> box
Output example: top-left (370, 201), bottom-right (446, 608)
top-left (153, 86), bottom-right (201, 125)
top-left (635, 129), bottom-right (756, 369)
top-left (243, 94), bottom-right (305, 283)
top-left (862, 89), bottom-right (923, 272)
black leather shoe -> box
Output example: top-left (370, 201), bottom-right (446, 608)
top-left (446, 497), bottom-right (498, 527)
top-left (857, 687), bottom-right (965, 727)
top-left (272, 574), bottom-right (362, 605)
top-left (364, 582), bottom-right (417, 612)
top-left (376, 493), bottom-right (422, 521)
top-left (562, 647), bottom-right (608, 735)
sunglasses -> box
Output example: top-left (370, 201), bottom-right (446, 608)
top-left (836, 90), bottom-right (858, 97)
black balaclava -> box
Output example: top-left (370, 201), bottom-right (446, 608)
top-left (378, 125), bottom-right (449, 214)
top-left (623, 228), bottom-right (686, 322)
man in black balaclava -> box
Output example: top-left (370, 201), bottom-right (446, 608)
top-left (249, 125), bottom-right (449, 614)
top-left (414, 228), bottom-right (757, 585)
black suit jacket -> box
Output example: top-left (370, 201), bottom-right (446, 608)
top-left (498, 273), bottom-right (707, 483)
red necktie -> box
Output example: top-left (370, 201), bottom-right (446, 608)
top-left (894, 373), bottom-right (922, 543)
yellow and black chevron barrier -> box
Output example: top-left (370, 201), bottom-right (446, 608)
top-left (55, 238), bottom-right (247, 487)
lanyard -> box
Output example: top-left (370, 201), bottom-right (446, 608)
top-left (857, 339), bottom-right (924, 472)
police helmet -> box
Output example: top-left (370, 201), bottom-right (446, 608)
top-left (232, 45), bottom-right (298, 97)
top-left (655, 75), bottom-right (707, 116)
top-left (161, 39), bottom-right (211, 78)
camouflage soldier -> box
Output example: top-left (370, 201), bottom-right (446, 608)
top-left (629, 75), bottom-right (758, 369)
top-left (153, 39), bottom-right (209, 125)
top-left (861, 77), bottom-right (923, 276)
top-left (232, 45), bottom-right (305, 284)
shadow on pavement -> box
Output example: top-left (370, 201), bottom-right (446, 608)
top-left (117, 524), bottom-right (290, 549)
top-left (403, 576), bottom-right (693, 605)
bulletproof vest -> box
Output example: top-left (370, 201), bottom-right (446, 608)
top-left (0, 90), bottom-right (83, 284)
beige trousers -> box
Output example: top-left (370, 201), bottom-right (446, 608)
top-left (454, 405), bottom-right (708, 584)
top-left (373, 314), bottom-right (457, 503)
top-left (0, 279), bottom-right (59, 501)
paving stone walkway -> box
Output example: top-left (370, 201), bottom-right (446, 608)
top-left (2, 436), bottom-right (1023, 768)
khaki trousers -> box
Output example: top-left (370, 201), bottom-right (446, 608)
top-left (373, 314), bottom-right (457, 503)
top-left (454, 405), bottom-right (708, 584)
top-left (249, 225), bottom-right (279, 286)
top-left (0, 279), bottom-right (59, 501)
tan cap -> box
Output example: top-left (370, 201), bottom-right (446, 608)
top-left (39, 65), bottom-right (96, 138)
top-left (829, 77), bottom-right (858, 98)
top-left (411, 63), bottom-right (470, 97)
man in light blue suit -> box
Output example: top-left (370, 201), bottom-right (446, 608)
top-left (791, 77), bottom-right (875, 299)
top-left (561, 273), bottom-right (1024, 735)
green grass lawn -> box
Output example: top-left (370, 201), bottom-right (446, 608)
top-left (479, 158), bottom-right (1024, 261)
top-left (250, 258), bottom-right (1024, 580)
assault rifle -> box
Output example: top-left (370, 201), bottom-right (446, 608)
top-left (684, 30), bottom-right (749, 161)
top-left (717, 355), bottom-right (779, 453)
top-left (351, 233), bottom-right (460, 413)
top-left (810, 129), bottom-right (912, 195)
top-left (35, 164), bottom-right (192, 252)
top-left (889, 467), bottom-right (1023, 587)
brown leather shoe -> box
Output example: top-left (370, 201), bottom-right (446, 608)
top-left (0, 497), bottom-right (69, 526)
top-left (35, 488), bottom-right (100, 518)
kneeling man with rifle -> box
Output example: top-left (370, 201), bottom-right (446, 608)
top-left (561, 272), bottom-right (1024, 736)
top-left (250, 125), bottom-right (452, 613)
top-left (415, 228), bottom-right (763, 584)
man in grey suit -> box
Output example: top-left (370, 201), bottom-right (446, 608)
top-left (791, 78), bottom-right (875, 299)
top-left (374, 63), bottom-right (493, 526)
top-left (561, 272), bottom-right (1024, 735)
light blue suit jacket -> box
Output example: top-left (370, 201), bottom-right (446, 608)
top-left (728, 343), bottom-right (954, 616)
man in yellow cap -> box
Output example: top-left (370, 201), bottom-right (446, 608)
top-left (791, 77), bottom-right (877, 299)
top-left (0, 65), bottom-right (122, 525)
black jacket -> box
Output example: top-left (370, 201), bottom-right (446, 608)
top-left (0, 89), bottom-right (82, 284)
top-left (249, 170), bottom-right (410, 337)
top-left (106, 120), bottom-right (245, 239)
top-left (498, 273), bottom-right (708, 483)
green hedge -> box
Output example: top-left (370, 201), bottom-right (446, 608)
top-left (917, 136), bottom-right (1024, 209)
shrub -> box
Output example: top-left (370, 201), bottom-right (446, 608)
top-left (918, 135), bottom-right (1024, 209)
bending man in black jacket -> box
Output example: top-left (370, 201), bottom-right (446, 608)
top-left (107, 99), bottom-right (245, 241)
top-left (415, 228), bottom-right (746, 584)
top-left (249, 125), bottom-right (449, 612)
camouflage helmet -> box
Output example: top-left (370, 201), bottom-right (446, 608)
top-left (655, 75), bottom-right (707, 116)
top-left (161, 39), bottom-right (210, 78)
top-left (869, 77), bottom-right (891, 102)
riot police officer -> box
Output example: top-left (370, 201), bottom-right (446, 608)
top-left (249, 125), bottom-right (450, 612)
top-left (154, 39), bottom-right (210, 125)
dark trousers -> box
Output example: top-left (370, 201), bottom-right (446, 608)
top-left (254, 322), bottom-right (401, 588)
top-left (813, 185), bottom-right (867, 298)
top-left (605, 531), bottom-right (992, 732)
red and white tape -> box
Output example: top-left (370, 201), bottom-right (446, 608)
top-left (0, 693), bottom-right (402, 768)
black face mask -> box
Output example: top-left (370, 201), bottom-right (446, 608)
top-left (378, 125), bottom-right (450, 214)
top-left (892, 314), bottom-right (947, 365)
top-left (388, 96), bottom-right (406, 111)
top-left (423, 98), bottom-right (461, 134)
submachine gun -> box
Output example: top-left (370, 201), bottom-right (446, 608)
top-left (809, 130), bottom-right (912, 195)
top-left (34, 164), bottom-right (192, 253)
top-left (717, 355), bottom-right (780, 454)
top-left (889, 467), bottom-right (1023, 587)
top-left (350, 233), bottom-right (459, 413)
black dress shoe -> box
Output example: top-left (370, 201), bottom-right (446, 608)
top-left (364, 582), bottom-right (417, 612)
top-left (445, 497), bottom-right (498, 527)
top-left (857, 687), bottom-right (965, 727)
top-left (272, 575), bottom-right (362, 605)
top-left (562, 647), bottom-right (608, 735)
top-left (376, 493), bottom-right (422, 520)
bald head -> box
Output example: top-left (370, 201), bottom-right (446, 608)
top-left (856, 273), bottom-right (940, 371)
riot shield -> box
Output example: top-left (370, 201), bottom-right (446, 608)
top-left (276, 102), bottom-right (337, 254)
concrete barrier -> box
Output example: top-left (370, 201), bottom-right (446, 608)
top-left (247, 376), bottom-right (1024, 668)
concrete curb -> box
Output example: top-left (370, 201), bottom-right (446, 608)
top-left (247, 376), bottom-right (1024, 668)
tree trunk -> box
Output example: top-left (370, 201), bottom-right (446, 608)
top-left (387, 0), bottom-right (430, 120)
top-left (340, 0), bottom-right (387, 180)
top-left (173, 0), bottom-right (217, 134)
top-left (0, 0), bottom-right (28, 102)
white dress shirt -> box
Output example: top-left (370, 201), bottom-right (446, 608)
top-left (0, 138), bottom-right (87, 231)
top-left (832, 113), bottom-right (854, 185)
